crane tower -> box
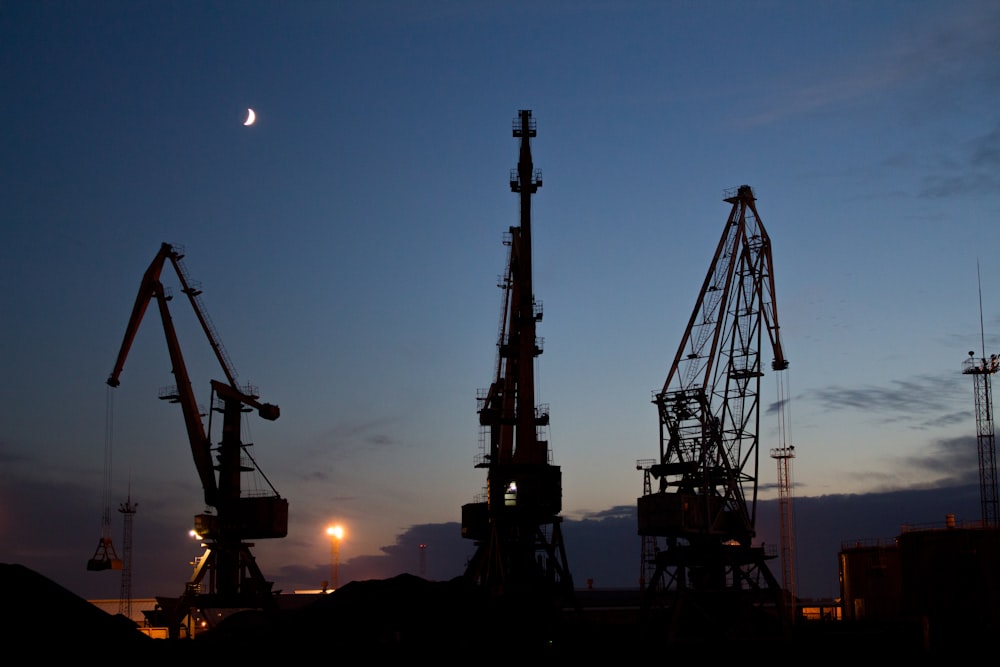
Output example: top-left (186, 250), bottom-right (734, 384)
top-left (461, 110), bottom-right (574, 612)
top-left (638, 185), bottom-right (790, 640)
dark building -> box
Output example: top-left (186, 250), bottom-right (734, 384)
top-left (839, 514), bottom-right (1000, 652)
top-left (898, 516), bottom-right (1000, 644)
top-left (839, 537), bottom-right (903, 622)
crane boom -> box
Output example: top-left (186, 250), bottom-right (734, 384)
top-left (106, 242), bottom-right (280, 504)
top-left (108, 242), bottom-right (244, 390)
top-left (107, 243), bottom-right (218, 503)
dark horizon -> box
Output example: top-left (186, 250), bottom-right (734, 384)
top-left (4, 480), bottom-right (983, 603)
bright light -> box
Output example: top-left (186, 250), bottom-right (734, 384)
top-left (325, 524), bottom-right (345, 591)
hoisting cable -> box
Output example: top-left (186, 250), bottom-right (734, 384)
top-left (87, 385), bottom-right (121, 570)
top-left (102, 385), bottom-right (114, 542)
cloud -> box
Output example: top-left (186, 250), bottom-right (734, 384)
top-left (805, 372), bottom-right (965, 428)
top-left (900, 434), bottom-right (980, 487)
top-left (742, 3), bottom-right (1000, 128)
top-left (765, 397), bottom-right (789, 416)
top-left (971, 123), bottom-right (1000, 168)
top-left (321, 483), bottom-right (984, 600)
top-left (2, 468), bottom-right (988, 603)
top-left (920, 122), bottom-right (1000, 198)
top-left (0, 439), bottom-right (31, 466)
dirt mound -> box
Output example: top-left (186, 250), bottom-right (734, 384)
top-left (198, 574), bottom-right (493, 648)
top-left (0, 562), bottom-right (152, 645)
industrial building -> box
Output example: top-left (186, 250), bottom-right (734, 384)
top-left (838, 514), bottom-right (1000, 651)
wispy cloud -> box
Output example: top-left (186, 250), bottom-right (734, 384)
top-left (805, 372), bottom-right (966, 429)
top-left (742, 3), bottom-right (1000, 127)
top-left (901, 433), bottom-right (979, 487)
top-left (920, 123), bottom-right (1000, 198)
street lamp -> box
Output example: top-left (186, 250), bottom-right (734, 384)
top-left (326, 524), bottom-right (344, 590)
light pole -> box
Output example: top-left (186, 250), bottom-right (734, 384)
top-left (326, 525), bottom-right (344, 590)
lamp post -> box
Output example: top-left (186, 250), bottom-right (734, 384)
top-left (326, 525), bottom-right (344, 590)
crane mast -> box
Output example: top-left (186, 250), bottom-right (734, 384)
top-left (107, 242), bottom-right (286, 638)
top-left (461, 110), bottom-right (574, 614)
top-left (638, 185), bottom-right (789, 640)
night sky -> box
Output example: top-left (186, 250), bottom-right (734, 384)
top-left (2, 1), bottom-right (999, 602)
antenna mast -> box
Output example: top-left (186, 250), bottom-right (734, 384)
top-left (118, 489), bottom-right (137, 618)
top-left (770, 445), bottom-right (796, 617)
top-left (962, 261), bottom-right (999, 527)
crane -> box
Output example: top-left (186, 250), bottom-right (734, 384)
top-left (461, 110), bottom-right (574, 617)
top-left (638, 185), bottom-right (790, 640)
top-left (107, 242), bottom-right (286, 638)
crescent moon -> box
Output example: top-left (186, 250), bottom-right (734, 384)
top-left (244, 108), bottom-right (256, 126)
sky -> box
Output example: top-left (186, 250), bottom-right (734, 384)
top-left (2, 1), bottom-right (1000, 603)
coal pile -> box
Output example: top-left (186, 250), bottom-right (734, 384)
top-left (0, 563), bottom-right (579, 655)
top-left (0, 563), bottom-right (944, 659)
top-left (198, 573), bottom-right (577, 655)
top-left (1, 562), bottom-right (152, 646)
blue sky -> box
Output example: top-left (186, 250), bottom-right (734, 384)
top-left (2, 1), bottom-right (999, 601)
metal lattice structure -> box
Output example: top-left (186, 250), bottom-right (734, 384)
top-left (638, 185), bottom-right (790, 640)
top-left (961, 266), bottom-right (999, 529)
top-left (637, 459), bottom-right (658, 590)
top-left (461, 110), bottom-right (574, 610)
top-left (963, 351), bottom-right (999, 527)
top-left (118, 491), bottom-right (137, 618)
top-left (770, 445), bottom-right (796, 615)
